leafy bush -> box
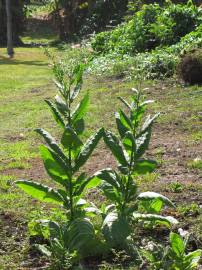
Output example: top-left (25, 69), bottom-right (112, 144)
top-left (91, 1), bottom-right (202, 55)
top-left (177, 48), bottom-right (202, 84)
top-left (88, 23), bottom-right (202, 79)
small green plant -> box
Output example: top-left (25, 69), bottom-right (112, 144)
top-left (169, 182), bottom-right (184, 193)
top-left (15, 62), bottom-right (104, 265)
top-left (142, 232), bottom-right (202, 269)
top-left (91, 88), bottom-right (178, 249)
top-left (177, 203), bottom-right (200, 217)
top-left (187, 157), bottom-right (202, 170)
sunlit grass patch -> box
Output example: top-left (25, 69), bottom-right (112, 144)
top-left (187, 157), bottom-right (202, 171)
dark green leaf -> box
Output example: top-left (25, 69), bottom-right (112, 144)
top-left (61, 126), bottom-right (83, 156)
top-left (73, 118), bottom-right (85, 135)
top-left (74, 173), bottom-right (101, 196)
top-left (66, 218), bottom-right (95, 252)
top-left (72, 94), bottom-right (89, 123)
top-left (45, 100), bottom-right (65, 129)
top-left (74, 128), bottom-right (104, 171)
top-left (93, 169), bottom-right (120, 189)
top-left (135, 128), bottom-right (151, 159)
top-left (35, 129), bottom-right (68, 163)
top-left (119, 110), bottom-right (132, 130)
top-left (133, 159), bottom-right (157, 175)
top-left (40, 145), bottom-right (70, 185)
top-left (103, 130), bottom-right (129, 167)
top-left (55, 95), bottom-right (69, 116)
top-left (123, 131), bottom-right (136, 155)
top-left (102, 212), bottom-right (130, 247)
top-left (15, 180), bottom-right (64, 205)
top-left (130, 105), bottom-right (145, 127)
top-left (101, 183), bottom-right (121, 204)
top-left (115, 112), bottom-right (130, 138)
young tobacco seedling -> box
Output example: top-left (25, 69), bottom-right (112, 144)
top-left (91, 88), bottom-right (178, 247)
top-left (15, 62), bottom-right (104, 260)
top-left (142, 232), bottom-right (202, 269)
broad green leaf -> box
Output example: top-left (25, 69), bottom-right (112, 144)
top-left (135, 128), bottom-right (151, 159)
top-left (73, 118), bottom-right (85, 135)
top-left (170, 232), bottom-right (185, 257)
top-left (115, 112), bottom-right (129, 138)
top-left (40, 145), bottom-right (70, 185)
top-left (123, 131), bottom-right (136, 155)
top-left (91, 169), bottom-right (120, 189)
top-left (66, 218), bottom-right (95, 252)
top-left (184, 250), bottom-right (202, 268)
top-left (55, 95), bottom-right (69, 116)
top-left (72, 94), bottom-right (89, 123)
top-left (133, 159), bottom-right (157, 175)
top-left (103, 130), bottom-right (129, 167)
top-left (74, 128), bottom-right (104, 171)
top-left (61, 126), bottom-right (83, 156)
top-left (35, 129), bottom-right (68, 163)
top-left (74, 174), bottom-right (101, 196)
top-left (130, 105), bottom-right (145, 127)
top-left (139, 199), bottom-right (164, 214)
top-left (133, 213), bottom-right (178, 228)
top-left (101, 183), bottom-right (121, 204)
top-left (15, 180), bottom-right (64, 205)
top-left (137, 192), bottom-right (175, 208)
top-left (119, 109), bottom-right (132, 130)
top-left (102, 212), bottom-right (130, 247)
top-left (45, 99), bottom-right (65, 129)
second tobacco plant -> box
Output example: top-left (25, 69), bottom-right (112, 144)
top-left (92, 88), bottom-right (178, 248)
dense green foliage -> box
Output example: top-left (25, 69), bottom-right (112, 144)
top-left (88, 23), bottom-right (202, 79)
top-left (91, 1), bottom-right (202, 55)
top-left (88, 1), bottom-right (202, 80)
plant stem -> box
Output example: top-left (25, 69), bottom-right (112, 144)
top-left (67, 84), bottom-right (74, 221)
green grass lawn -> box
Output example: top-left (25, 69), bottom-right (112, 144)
top-left (0, 44), bottom-right (202, 269)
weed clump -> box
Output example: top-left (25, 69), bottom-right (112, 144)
top-left (178, 48), bottom-right (202, 84)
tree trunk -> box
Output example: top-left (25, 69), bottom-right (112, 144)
top-left (6, 0), bottom-right (14, 57)
top-left (0, 0), bottom-right (24, 46)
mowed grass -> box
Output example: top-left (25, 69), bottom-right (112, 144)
top-left (0, 45), bottom-right (202, 269)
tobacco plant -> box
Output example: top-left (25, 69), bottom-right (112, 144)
top-left (15, 62), bottom-right (104, 263)
top-left (91, 88), bottom-right (178, 248)
top-left (142, 232), bottom-right (202, 269)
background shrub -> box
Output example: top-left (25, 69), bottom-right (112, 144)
top-left (91, 2), bottom-right (202, 55)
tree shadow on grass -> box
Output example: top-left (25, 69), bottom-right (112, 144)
top-left (0, 55), bottom-right (47, 66)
